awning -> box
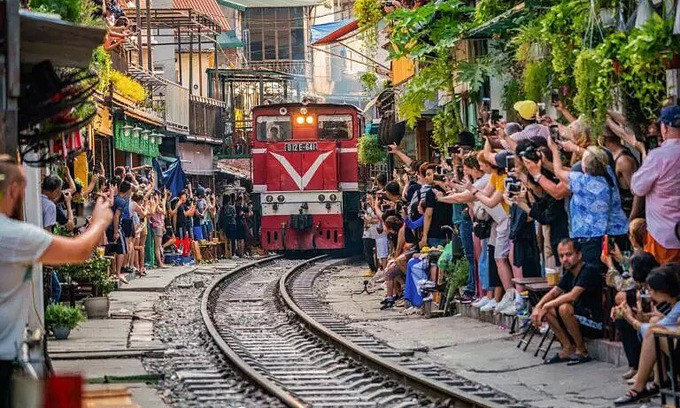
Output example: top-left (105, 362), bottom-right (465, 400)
top-left (218, 30), bottom-right (244, 48)
top-left (311, 19), bottom-right (359, 46)
top-left (217, 0), bottom-right (323, 11)
top-left (465, 3), bottom-right (527, 39)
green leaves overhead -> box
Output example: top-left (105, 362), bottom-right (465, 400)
top-left (387, 0), bottom-right (474, 60)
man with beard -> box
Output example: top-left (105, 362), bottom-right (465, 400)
top-left (0, 156), bottom-right (112, 408)
top-left (530, 239), bottom-right (603, 366)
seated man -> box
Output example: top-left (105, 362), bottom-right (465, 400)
top-left (531, 238), bottom-right (603, 365)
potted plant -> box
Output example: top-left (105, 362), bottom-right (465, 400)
top-left (357, 134), bottom-right (387, 165)
top-left (45, 303), bottom-right (85, 340)
top-left (83, 256), bottom-right (115, 319)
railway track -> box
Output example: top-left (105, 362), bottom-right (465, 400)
top-left (201, 256), bottom-right (527, 407)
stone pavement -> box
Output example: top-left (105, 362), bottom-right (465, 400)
top-left (49, 260), bottom-right (246, 407)
top-left (323, 264), bottom-right (638, 408)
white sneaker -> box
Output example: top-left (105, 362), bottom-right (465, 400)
top-left (472, 297), bottom-right (490, 308)
top-left (495, 289), bottom-right (515, 313)
top-left (479, 299), bottom-right (498, 312)
top-left (500, 304), bottom-right (517, 316)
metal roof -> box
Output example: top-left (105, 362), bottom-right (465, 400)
top-left (174, 0), bottom-right (230, 29)
top-left (216, 0), bottom-right (324, 11)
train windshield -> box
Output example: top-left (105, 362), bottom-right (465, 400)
top-left (256, 116), bottom-right (292, 142)
top-left (318, 115), bottom-right (352, 140)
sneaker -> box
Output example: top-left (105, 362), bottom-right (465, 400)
top-left (500, 304), bottom-right (517, 316)
top-left (495, 289), bottom-right (515, 314)
top-left (380, 297), bottom-right (393, 305)
top-left (479, 299), bottom-right (498, 312)
top-left (395, 299), bottom-right (406, 308)
top-left (472, 297), bottom-right (490, 308)
top-left (460, 293), bottom-right (475, 304)
top-left (380, 300), bottom-right (394, 310)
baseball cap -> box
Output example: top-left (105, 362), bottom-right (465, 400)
top-left (513, 100), bottom-right (539, 120)
top-left (659, 105), bottom-right (680, 128)
top-left (494, 150), bottom-right (511, 170)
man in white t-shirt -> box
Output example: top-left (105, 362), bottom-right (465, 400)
top-left (0, 156), bottom-right (112, 407)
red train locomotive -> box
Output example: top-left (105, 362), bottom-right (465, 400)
top-left (251, 103), bottom-right (363, 251)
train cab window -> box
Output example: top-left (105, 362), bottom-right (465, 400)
top-left (318, 115), bottom-right (352, 140)
top-left (256, 116), bottom-right (292, 142)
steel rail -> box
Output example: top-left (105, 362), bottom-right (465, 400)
top-left (200, 255), bottom-right (307, 408)
top-left (279, 259), bottom-right (503, 408)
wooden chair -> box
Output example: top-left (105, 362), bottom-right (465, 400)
top-left (653, 327), bottom-right (680, 407)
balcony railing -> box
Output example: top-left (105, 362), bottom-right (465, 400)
top-left (248, 60), bottom-right (309, 77)
top-left (165, 81), bottom-right (190, 135)
top-left (189, 94), bottom-right (227, 140)
top-left (218, 119), bottom-right (252, 159)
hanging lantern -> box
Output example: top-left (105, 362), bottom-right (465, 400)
top-left (122, 124), bottom-right (133, 137)
top-left (132, 126), bottom-right (142, 138)
top-left (141, 129), bottom-right (151, 140)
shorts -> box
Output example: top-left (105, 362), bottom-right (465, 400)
top-left (556, 303), bottom-right (603, 340)
top-left (489, 218), bottom-right (510, 259)
top-left (193, 226), bottom-right (204, 241)
top-left (376, 235), bottom-right (389, 259)
top-left (105, 228), bottom-right (127, 255)
top-left (121, 218), bottom-right (134, 238)
top-left (152, 227), bottom-right (164, 237)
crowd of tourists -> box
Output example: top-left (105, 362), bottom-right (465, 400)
top-left (361, 101), bottom-right (680, 405)
top-left (39, 163), bottom-right (257, 287)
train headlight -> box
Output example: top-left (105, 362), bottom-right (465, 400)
top-left (329, 194), bottom-right (337, 202)
top-left (300, 107), bottom-right (308, 115)
top-left (317, 194), bottom-right (325, 202)
top-left (279, 107), bottom-right (287, 115)
top-left (277, 195), bottom-right (285, 202)
top-left (305, 116), bottom-right (314, 124)
top-left (265, 195), bottom-right (274, 203)
top-left (296, 116), bottom-right (305, 125)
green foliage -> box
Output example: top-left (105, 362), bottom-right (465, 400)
top-left (456, 56), bottom-right (502, 97)
top-left (502, 78), bottom-right (523, 122)
top-left (91, 46), bottom-right (113, 93)
top-left (573, 48), bottom-right (613, 134)
top-left (45, 304), bottom-right (85, 330)
top-left (355, 0), bottom-right (383, 54)
top-left (445, 257), bottom-right (469, 299)
top-left (474, 0), bottom-right (513, 25)
top-left (397, 55), bottom-right (453, 128)
top-left (540, 0), bottom-right (589, 77)
top-left (387, 0), bottom-right (473, 60)
top-left (58, 256), bottom-right (114, 297)
top-left (512, 22), bottom-right (546, 65)
top-left (360, 71), bottom-right (379, 94)
top-left (358, 134), bottom-right (387, 165)
top-left (523, 60), bottom-right (551, 102)
top-left (30, 0), bottom-right (103, 26)
top-left (432, 103), bottom-right (464, 150)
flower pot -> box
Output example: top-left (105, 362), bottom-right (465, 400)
top-left (53, 326), bottom-right (71, 340)
top-left (83, 296), bottom-right (110, 319)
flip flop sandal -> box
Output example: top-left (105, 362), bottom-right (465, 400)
top-left (544, 353), bottom-right (571, 364)
top-left (567, 354), bottom-right (593, 365)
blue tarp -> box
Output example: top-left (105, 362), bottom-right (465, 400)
top-left (153, 157), bottom-right (186, 198)
top-left (311, 19), bottom-right (355, 44)
top-left (404, 257), bottom-right (428, 308)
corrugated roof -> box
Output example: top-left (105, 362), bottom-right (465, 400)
top-left (173, 0), bottom-right (230, 30)
top-left (217, 0), bottom-right (323, 11)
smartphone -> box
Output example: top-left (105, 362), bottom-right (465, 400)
top-left (445, 157), bottom-right (453, 166)
top-left (505, 154), bottom-right (515, 172)
top-left (551, 89), bottom-right (560, 105)
top-left (537, 102), bottom-right (546, 116)
top-left (436, 165), bottom-right (443, 175)
top-left (456, 166), bottom-right (464, 181)
top-left (482, 97), bottom-right (491, 110)
top-left (549, 124), bottom-right (560, 142)
top-left (641, 294), bottom-right (652, 313)
top-left (602, 235), bottom-right (609, 255)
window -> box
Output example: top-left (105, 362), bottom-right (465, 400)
top-left (318, 115), bottom-right (353, 140)
top-left (245, 7), bottom-right (305, 62)
top-left (256, 116), bottom-right (292, 141)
